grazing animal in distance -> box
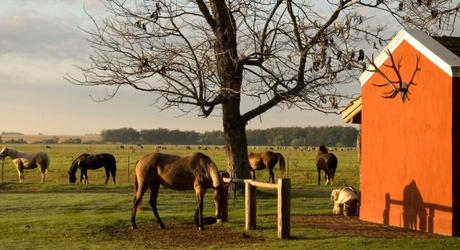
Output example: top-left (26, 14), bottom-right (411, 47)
top-left (316, 145), bottom-right (338, 185)
top-left (248, 151), bottom-right (285, 183)
top-left (68, 153), bottom-right (117, 184)
top-left (331, 186), bottom-right (360, 216)
top-left (0, 147), bottom-right (50, 183)
top-left (131, 152), bottom-right (229, 230)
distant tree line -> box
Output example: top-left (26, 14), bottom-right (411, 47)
top-left (1, 137), bottom-right (99, 145)
top-left (101, 127), bottom-right (358, 147)
top-left (2, 138), bottom-right (27, 144)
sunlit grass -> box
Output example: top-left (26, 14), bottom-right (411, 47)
top-left (1, 144), bottom-right (459, 248)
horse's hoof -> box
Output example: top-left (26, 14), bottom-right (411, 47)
top-left (159, 223), bottom-right (165, 229)
top-left (216, 218), bottom-right (222, 223)
top-left (198, 226), bottom-right (205, 231)
top-left (131, 225), bottom-right (137, 230)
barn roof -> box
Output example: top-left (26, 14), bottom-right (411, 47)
top-left (341, 96), bottom-right (361, 124)
top-left (359, 28), bottom-right (460, 86)
top-left (432, 36), bottom-right (460, 57)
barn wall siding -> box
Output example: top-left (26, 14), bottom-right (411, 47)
top-left (452, 77), bottom-right (460, 236)
top-left (361, 40), bottom-right (454, 236)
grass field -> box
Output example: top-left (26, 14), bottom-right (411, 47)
top-left (1, 144), bottom-right (459, 249)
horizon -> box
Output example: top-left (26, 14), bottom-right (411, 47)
top-left (0, 123), bottom-right (358, 136)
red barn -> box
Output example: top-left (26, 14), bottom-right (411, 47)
top-left (342, 28), bottom-right (460, 236)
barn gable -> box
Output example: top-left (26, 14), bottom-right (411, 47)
top-left (359, 28), bottom-right (460, 87)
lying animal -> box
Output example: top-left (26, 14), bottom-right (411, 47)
top-left (331, 186), bottom-right (360, 216)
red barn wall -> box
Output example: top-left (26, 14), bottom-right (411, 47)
top-left (361, 40), bottom-right (454, 235)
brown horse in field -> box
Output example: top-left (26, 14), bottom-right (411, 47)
top-left (0, 146), bottom-right (49, 183)
top-left (131, 152), bottom-right (228, 230)
top-left (248, 151), bottom-right (285, 183)
top-left (316, 145), bottom-right (338, 185)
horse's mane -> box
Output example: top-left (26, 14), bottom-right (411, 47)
top-left (68, 153), bottom-right (89, 174)
top-left (318, 145), bottom-right (328, 154)
top-left (0, 147), bottom-right (28, 160)
top-left (190, 153), bottom-right (221, 188)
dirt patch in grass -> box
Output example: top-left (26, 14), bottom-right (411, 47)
top-left (104, 222), bottom-right (265, 248)
top-left (291, 214), bottom-right (445, 239)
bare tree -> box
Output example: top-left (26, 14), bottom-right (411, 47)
top-left (67, 0), bottom-right (459, 180)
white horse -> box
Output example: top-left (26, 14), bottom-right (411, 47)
top-left (331, 186), bottom-right (360, 216)
top-left (0, 147), bottom-right (50, 183)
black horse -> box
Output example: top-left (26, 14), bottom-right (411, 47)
top-left (68, 153), bottom-right (117, 184)
top-left (316, 145), bottom-right (338, 185)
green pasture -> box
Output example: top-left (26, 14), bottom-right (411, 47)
top-left (0, 144), bottom-right (358, 187)
top-left (0, 144), bottom-right (459, 249)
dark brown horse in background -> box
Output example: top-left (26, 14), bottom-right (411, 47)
top-left (316, 145), bottom-right (338, 185)
top-left (131, 152), bottom-right (228, 230)
top-left (248, 151), bottom-right (285, 183)
top-left (68, 153), bottom-right (117, 184)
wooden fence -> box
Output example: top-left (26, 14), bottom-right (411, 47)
top-left (223, 177), bottom-right (291, 239)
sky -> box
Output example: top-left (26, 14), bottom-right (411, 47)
top-left (0, 0), bottom-right (361, 135)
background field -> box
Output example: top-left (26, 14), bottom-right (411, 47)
top-left (0, 144), bottom-right (358, 187)
top-left (1, 144), bottom-right (459, 249)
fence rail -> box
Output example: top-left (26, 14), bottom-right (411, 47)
top-left (223, 177), bottom-right (291, 239)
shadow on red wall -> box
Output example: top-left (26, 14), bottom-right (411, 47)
top-left (382, 180), bottom-right (451, 233)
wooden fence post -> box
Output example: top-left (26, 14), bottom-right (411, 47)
top-left (1, 159), bottom-right (4, 183)
top-left (221, 201), bottom-right (228, 222)
top-left (127, 155), bottom-right (130, 185)
top-left (245, 181), bottom-right (257, 230)
top-left (221, 185), bottom-right (229, 222)
top-left (286, 157), bottom-right (289, 178)
top-left (278, 178), bottom-right (291, 239)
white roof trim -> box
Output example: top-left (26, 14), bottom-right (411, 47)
top-left (359, 28), bottom-right (460, 86)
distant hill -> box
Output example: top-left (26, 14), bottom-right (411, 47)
top-left (1, 132), bottom-right (24, 136)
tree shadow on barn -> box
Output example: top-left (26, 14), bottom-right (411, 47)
top-left (383, 180), bottom-right (452, 233)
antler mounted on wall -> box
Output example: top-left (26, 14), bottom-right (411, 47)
top-left (368, 50), bottom-right (421, 103)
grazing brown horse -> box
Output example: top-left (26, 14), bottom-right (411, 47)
top-left (131, 152), bottom-right (228, 230)
top-left (248, 151), bottom-right (285, 183)
top-left (316, 145), bottom-right (338, 185)
top-left (0, 147), bottom-right (49, 183)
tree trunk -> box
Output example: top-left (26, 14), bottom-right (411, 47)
top-left (209, 1), bottom-right (250, 182)
top-left (222, 98), bottom-right (251, 181)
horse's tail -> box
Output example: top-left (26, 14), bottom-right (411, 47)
top-left (276, 152), bottom-right (285, 173)
top-left (43, 153), bottom-right (50, 171)
top-left (46, 154), bottom-right (50, 172)
top-left (109, 154), bottom-right (117, 178)
top-left (330, 153), bottom-right (338, 171)
top-left (134, 172), bottom-right (139, 195)
top-left (133, 160), bottom-right (139, 195)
